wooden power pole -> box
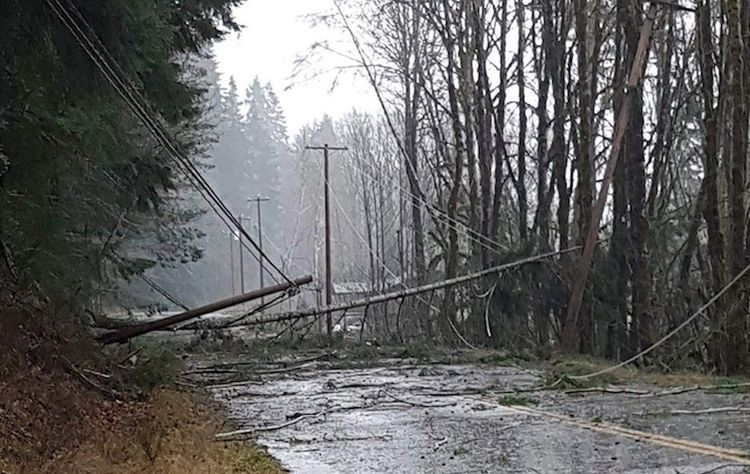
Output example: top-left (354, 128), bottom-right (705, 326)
top-left (238, 215), bottom-right (245, 294)
top-left (99, 275), bottom-right (313, 344)
top-left (306, 143), bottom-right (348, 338)
top-left (248, 196), bottom-right (270, 307)
top-left (228, 230), bottom-right (236, 296)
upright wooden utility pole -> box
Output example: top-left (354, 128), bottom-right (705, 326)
top-left (228, 230), bottom-right (236, 296)
top-left (238, 214), bottom-right (245, 294)
top-left (248, 196), bottom-right (270, 307)
top-left (306, 143), bottom-right (348, 338)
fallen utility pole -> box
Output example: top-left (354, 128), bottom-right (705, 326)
top-left (243, 245), bottom-right (585, 327)
top-left (558, 3), bottom-right (658, 354)
top-left (98, 275), bottom-right (313, 344)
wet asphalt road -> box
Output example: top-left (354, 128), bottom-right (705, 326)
top-left (210, 361), bottom-right (750, 473)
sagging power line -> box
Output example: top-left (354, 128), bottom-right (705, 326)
top-left (45, 0), bottom-right (295, 288)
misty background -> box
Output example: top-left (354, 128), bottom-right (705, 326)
top-left (119, 1), bottom-right (402, 312)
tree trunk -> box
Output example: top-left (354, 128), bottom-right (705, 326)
top-left (473, 0), bottom-right (494, 269)
top-left (534, 0), bottom-right (552, 251)
top-left (718, 0), bottom-right (750, 373)
top-left (516, 0), bottom-right (529, 242)
top-left (623, 0), bottom-right (651, 354)
top-left (575, 0), bottom-right (593, 246)
top-left (490, 0), bottom-right (509, 245)
top-left (697, 0), bottom-right (729, 371)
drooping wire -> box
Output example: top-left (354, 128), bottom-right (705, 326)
top-left (221, 290), bottom-right (295, 328)
top-left (566, 262), bottom-right (750, 381)
top-left (54, 0), bottom-right (288, 285)
top-left (136, 273), bottom-right (190, 311)
top-left (340, 149), bottom-right (510, 258)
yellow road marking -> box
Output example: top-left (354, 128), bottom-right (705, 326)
top-left (470, 397), bottom-right (750, 465)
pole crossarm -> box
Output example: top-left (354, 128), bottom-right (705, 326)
top-left (305, 146), bottom-right (349, 151)
top-left (243, 245), bottom-right (587, 327)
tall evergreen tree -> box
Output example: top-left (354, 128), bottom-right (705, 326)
top-left (0, 0), bottom-right (241, 306)
top-left (242, 77), bottom-right (285, 281)
top-left (212, 77), bottom-right (252, 214)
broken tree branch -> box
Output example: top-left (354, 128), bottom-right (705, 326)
top-left (378, 390), bottom-right (457, 408)
top-left (216, 412), bottom-right (324, 440)
top-left (642, 382), bottom-right (750, 397)
top-left (635, 407), bottom-right (750, 417)
top-left (215, 402), bottom-right (386, 440)
top-left (565, 386), bottom-right (650, 395)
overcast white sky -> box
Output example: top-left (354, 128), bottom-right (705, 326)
top-left (213, 0), bottom-right (379, 135)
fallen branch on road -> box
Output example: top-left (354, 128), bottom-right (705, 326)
top-left (181, 368), bottom-right (239, 377)
top-left (216, 411), bottom-right (325, 440)
top-left (641, 382), bottom-right (750, 398)
top-left (197, 352), bottom-right (336, 371)
top-left (635, 407), bottom-right (750, 417)
top-left (696, 463), bottom-right (750, 474)
top-left (378, 390), bottom-right (457, 408)
top-left (216, 402), bottom-right (385, 440)
top-left (565, 386), bottom-right (650, 395)
top-left (252, 361), bottom-right (318, 375)
top-left (433, 436), bottom-right (448, 451)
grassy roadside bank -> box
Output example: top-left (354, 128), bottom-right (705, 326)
top-left (0, 290), bottom-right (285, 474)
top-left (52, 389), bottom-right (283, 474)
top-left (1, 372), bottom-right (285, 474)
top-left (1, 387), bottom-right (284, 474)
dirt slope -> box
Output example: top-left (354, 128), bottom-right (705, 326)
top-left (0, 289), bottom-right (284, 473)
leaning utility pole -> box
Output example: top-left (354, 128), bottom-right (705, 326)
top-left (305, 143), bottom-right (348, 338)
top-left (558, 4), bottom-right (658, 353)
top-left (248, 196), bottom-right (270, 307)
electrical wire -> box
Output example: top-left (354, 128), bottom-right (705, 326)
top-left (222, 290), bottom-right (295, 328)
top-left (341, 147), bottom-right (511, 255)
top-left (309, 153), bottom-right (477, 348)
top-left (57, 0), bottom-right (287, 284)
top-left (568, 262), bottom-right (750, 380)
top-left (136, 273), bottom-right (190, 311)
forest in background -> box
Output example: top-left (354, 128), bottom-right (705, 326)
top-left (1, 0), bottom-right (750, 376)
top-left (303, 0), bottom-right (750, 374)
